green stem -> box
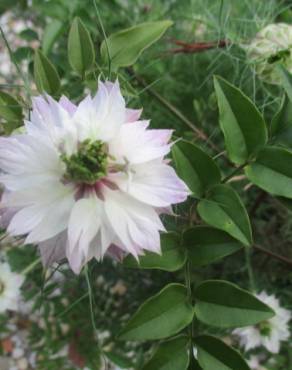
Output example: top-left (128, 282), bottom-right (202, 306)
top-left (221, 162), bottom-right (248, 183)
top-left (21, 257), bottom-right (41, 275)
top-left (245, 247), bottom-right (256, 292)
top-left (184, 260), bottom-right (194, 360)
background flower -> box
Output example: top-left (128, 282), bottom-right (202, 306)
top-left (0, 262), bottom-right (24, 313)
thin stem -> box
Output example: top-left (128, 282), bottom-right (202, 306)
top-left (21, 257), bottom-right (41, 275)
top-left (221, 162), bottom-right (247, 183)
top-left (244, 248), bottom-right (256, 292)
top-left (92, 0), bottom-right (111, 78)
top-left (254, 244), bottom-right (292, 267)
top-left (184, 260), bottom-right (194, 361)
top-left (84, 265), bottom-right (98, 334)
top-left (0, 26), bottom-right (32, 103)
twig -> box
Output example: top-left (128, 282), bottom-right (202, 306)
top-left (166, 39), bottom-right (229, 54)
top-left (254, 244), bottom-right (292, 267)
top-left (131, 71), bottom-right (221, 154)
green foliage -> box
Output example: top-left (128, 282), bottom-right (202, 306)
top-left (142, 336), bottom-right (189, 370)
top-left (119, 284), bottom-right (194, 340)
top-left (194, 336), bottom-right (250, 370)
top-left (245, 146), bottom-right (292, 199)
top-left (184, 226), bottom-right (243, 266)
top-left (0, 91), bottom-right (22, 133)
top-left (172, 141), bottom-right (221, 198)
top-left (68, 17), bottom-right (95, 76)
top-left (197, 184), bottom-right (253, 246)
top-left (34, 49), bottom-right (61, 95)
top-left (42, 20), bottom-right (65, 55)
top-left (123, 232), bottom-right (186, 272)
top-left (100, 21), bottom-right (173, 70)
top-left (194, 280), bottom-right (275, 328)
top-left (214, 76), bottom-right (267, 165)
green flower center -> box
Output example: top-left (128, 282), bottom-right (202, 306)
top-left (61, 139), bottom-right (108, 184)
top-left (257, 320), bottom-right (272, 337)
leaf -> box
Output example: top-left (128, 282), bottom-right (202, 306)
top-left (42, 19), bottom-right (65, 55)
top-left (68, 17), bottom-right (95, 76)
top-left (119, 284), bottom-right (194, 341)
top-left (245, 146), bottom-right (292, 199)
top-left (172, 141), bottom-right (221, 198)
top-left (194, 280), bottom-right (274, 328)
top-left (197, 184), bottom-right (252, 246)
top-left (277, 65), bottom-right (292, 102)
top-left (123, 232), bottom-right (186, 272)
top-left (105, 351), bottom-right (133, 369)
top-left (183, 226), bottom-right (243, 266)
top-left (101, 20), bottom-right (173, 69)
top-left (34, 50), bottom-right (61, 95)
top-left (214, 76), bottom-right (267, 165)
top-left (0, 91), bottom-right (22, 121)
top-left (19, 28), bottom-right (38, 41)
top-left (271, 94), bottom-right (292, 146)
top-left (142, 336), bottom-right (189, 370)
top-left (194, 335), bottom-right (251, 370)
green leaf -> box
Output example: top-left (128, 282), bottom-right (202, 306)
top-left (194, 335), bottom-right (250, 370)
top-left (245, 146), bottom-right (292, 199)
top-left (277, 65), bottom-right (292, 102)
top-left (197, 184), bottom-right (252, 246)
top-left (214, 76), bottom-right (267, 165)
top-left (194, 280), bottom-right (274, 328)
top-left (68, 17), bottom-right (95, 76)
top-left (142, 336), bottom-right (189, 370)
top-left (105, 351), bottom-right (133, 369)
top-left (123, 232), bottom-right (186, 272)
top-left (172, 141), bottom-right (221, 198)
top-left (42, 20), bottom-right (65, 55)
top-left (119, 284), bottom-right (194, 341)
top-left (34, 50), bottom-right (61, 95)
top-left (271, 94), bottom-right (292, 146)
top-left (184, 226), bottom-right (243, 266)
top-left (19, 29), bottom-right (38, 41)
top-left (101, 20), bottom-right (173, 69)
top-left (0, 91), bottom-right (22, 122)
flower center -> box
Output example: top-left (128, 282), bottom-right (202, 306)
top-left (61, 139), bottom-right (108, 184)
top-left (257, 320), bottom-right (272, 337)
top-left (0, 280), bottom-right (5, 295)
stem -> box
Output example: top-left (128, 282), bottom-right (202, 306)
top-left (221, 162), bottom-right (247, 183)
top-left (0, 26), bottom-right (32, 103)
top-left (254, 244), bottom-right (292, 267)
top-left (244, 248), bottom-right (255, 292)
top-left (21, 257), bottom-right (41, 275)
top-left (92, 0), bottom-right (111, 79)
top-left (184, 260), bottom-right (194, 360)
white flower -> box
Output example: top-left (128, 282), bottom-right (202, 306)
top-left (247, 355), bottom-right (268, 370)
top-left (245, 23), bottom-right (292, 84)
top-left (0, 80), bottom-right (189, 274)
top-left (233, 291), bottom-right (291, 354)
top-left (0, 262), bottom-right (24, 312)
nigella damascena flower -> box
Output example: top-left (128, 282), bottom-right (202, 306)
top-left (0, 262), bottom-right (24, 312)
top-left (0, 81), bottom-right (189, 274)
top-left (233, 291), bottom-right (291, 354)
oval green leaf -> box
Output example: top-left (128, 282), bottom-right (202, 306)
top-left (34, 49), bottom-right (61, 95)
top-left (0, 91), bottom-right (22, 122)
top-left (68, 17), bottom-right (95, 76)
top-left (42, 19), bottom-right (65, 55)
top-left (194, 335), bottom-right (250, 370)
top-left (123, 232), bottom-right (186, 272)
top-left (277, 65), bottom-right (292, 102)
top-left (172, 141), bottom-right (221, 198)
top-left (183, 226), bottom-right (243, 266)
top-left (194, 280), bottom-right (275, 328)
top-left (245, 146), bottom-right (292, 199)
top-left (142, 336), bottom-right (189, 370)
top-left (214, 76), bottom-right (267, 165)
top-left (119, 284), bottom-right (194, 341)
top-left (197, 184), bottom-right (252, 246)
top-left (101, 20), bottom-right (173, 69)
